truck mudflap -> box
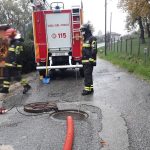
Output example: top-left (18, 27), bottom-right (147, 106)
top-left (36, 64), bottom-right (83, 70)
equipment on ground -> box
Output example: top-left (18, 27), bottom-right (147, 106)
top-left (31, 0), bottom-right (84, 78)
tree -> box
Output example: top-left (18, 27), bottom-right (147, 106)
top-left (0, 0), bottom-right (32, 38)
top-left (118, 0), bottom-right (150, 43)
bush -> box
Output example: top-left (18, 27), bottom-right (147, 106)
top-left (22, 41), bottom-right (36, 74)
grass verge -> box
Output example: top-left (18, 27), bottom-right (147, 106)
top-left (98, 49), bottom-right (150, 81)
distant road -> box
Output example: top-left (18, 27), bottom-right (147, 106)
top-left (97, 43), bottom-right (105, 48)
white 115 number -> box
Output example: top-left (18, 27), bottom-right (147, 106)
top-left (58, 33), bottom-right (66, 38)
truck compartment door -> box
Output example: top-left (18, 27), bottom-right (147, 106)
top-left (45, 13), bottom-right (72, 50)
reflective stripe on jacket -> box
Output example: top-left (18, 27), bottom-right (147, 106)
top-left (82, 58), bottom-right (96, 64)
top-left (5, 63), bottom-right (14, 67)
top-left (15, 46), bottom-right (23, 55)
top-left (82, 36), bottom-right (97, 65)
top-left (8, 42), bottom-right (23, 54)
top-left (83, 43), bottom-right (91, 48)
top-left (84, 86), bottom-right (91, 91)
top-left (6, 40), bottom-right (24, 65)
top-left (8, 47), bottom-right (15, 52)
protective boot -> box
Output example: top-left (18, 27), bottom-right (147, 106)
top-left (15, 71), bottom-right (22, 81)
top-left (82, 90), bottom-right (92, 96)
top-left (23, 84), bottom-right (31, 94)
top-left (0, 87), bottom-right (9, 94)
top-left (90, 85), bottom-right (94, 93)
top-left (91, 89), bottom-right (94, 93)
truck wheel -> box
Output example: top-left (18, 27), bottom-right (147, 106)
top-left (79, 68), bottom-right (84, 77)
top-left (49, 69), bottom-right (55, 79)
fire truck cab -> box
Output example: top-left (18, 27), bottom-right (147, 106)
top-left (31, 0), bottom-right (84, 77)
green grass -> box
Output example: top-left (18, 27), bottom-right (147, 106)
top-left (98, 49), bottom-right (150, 81)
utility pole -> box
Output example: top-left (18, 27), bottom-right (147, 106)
top-left (109, 12), bottom-right (112, 51)
top-left (105, 0), bottom-right (107, 56)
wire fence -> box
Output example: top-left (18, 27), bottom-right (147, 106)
top-left (107, 37), bottom-right (150, 64)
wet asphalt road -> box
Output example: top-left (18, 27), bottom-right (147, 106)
top-left (1, 58), bottom-right (150, 150)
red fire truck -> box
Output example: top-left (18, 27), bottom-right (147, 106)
top-left (31, 0), bottom-right (84, 77)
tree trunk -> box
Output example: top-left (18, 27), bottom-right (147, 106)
top-left (137, 16), bottom-right (145, 44)
top-left (23, 24), bottom-right (26, 39)
top-left (146, 23), bottom-right (150, 38)
top-left (146, 18), bottom-right (150, 38)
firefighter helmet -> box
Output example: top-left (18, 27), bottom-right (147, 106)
top-left (4, 28), bottom-right (17, 38)
top-left (80, 23), bottom-right (91, 30)
top-left (80, 23), bottom-right (93, 38)
top-left (0, 24), bottom-right (10, 30)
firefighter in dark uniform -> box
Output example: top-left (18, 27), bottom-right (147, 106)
top-left (0, 28), bottom-right (31, 94)
top-left (80, 23), bottom-right (97, 96)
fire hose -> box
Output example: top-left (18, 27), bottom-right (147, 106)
top-left (63, 116), bottom-right (74, 150)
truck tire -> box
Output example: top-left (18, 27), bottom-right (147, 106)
top-left (60, 68), bottom-right (67, 72)
top-left (49, 69), bottom-right (55, 79)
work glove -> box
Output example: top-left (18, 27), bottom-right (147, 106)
top-left (89, 58), bottom-right (94, 65)
top-left (89, 58), bottom-right (96, 66)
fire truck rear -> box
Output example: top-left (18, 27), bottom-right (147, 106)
top-left (31, 0), bottom-right (84, 77)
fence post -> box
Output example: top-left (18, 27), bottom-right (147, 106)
top-left (148, 38), bottom-right (150, 57)
top-left (144, 47), bottom-right (148, 65)
top-left (138, 38), bottom-right (140, 56)
top-left (125, 39), bottom-right (127, 54)
top-left (114, 38), bottom-right (115, 51)
top-left (111, 38), bottom-right (112, 51)
top-left (130, 38), bottom-right (132, 55)
top-left (117, 40), bottom-right (118, 52)
top-left (109, 38), bottom-right (111, 51)
top-left (120, 37), bottom-right (122, 52)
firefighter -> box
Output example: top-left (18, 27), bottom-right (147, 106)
top-left (80, 23), bottom-right (97, 96)
top-left (0, 28), bottom-right (31, 94)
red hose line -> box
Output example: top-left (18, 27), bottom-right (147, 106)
top-left (63, 116), bottom-right (74, 150)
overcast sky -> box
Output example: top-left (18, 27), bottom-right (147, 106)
top-left (49, 0), bottom-right (128, 35)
